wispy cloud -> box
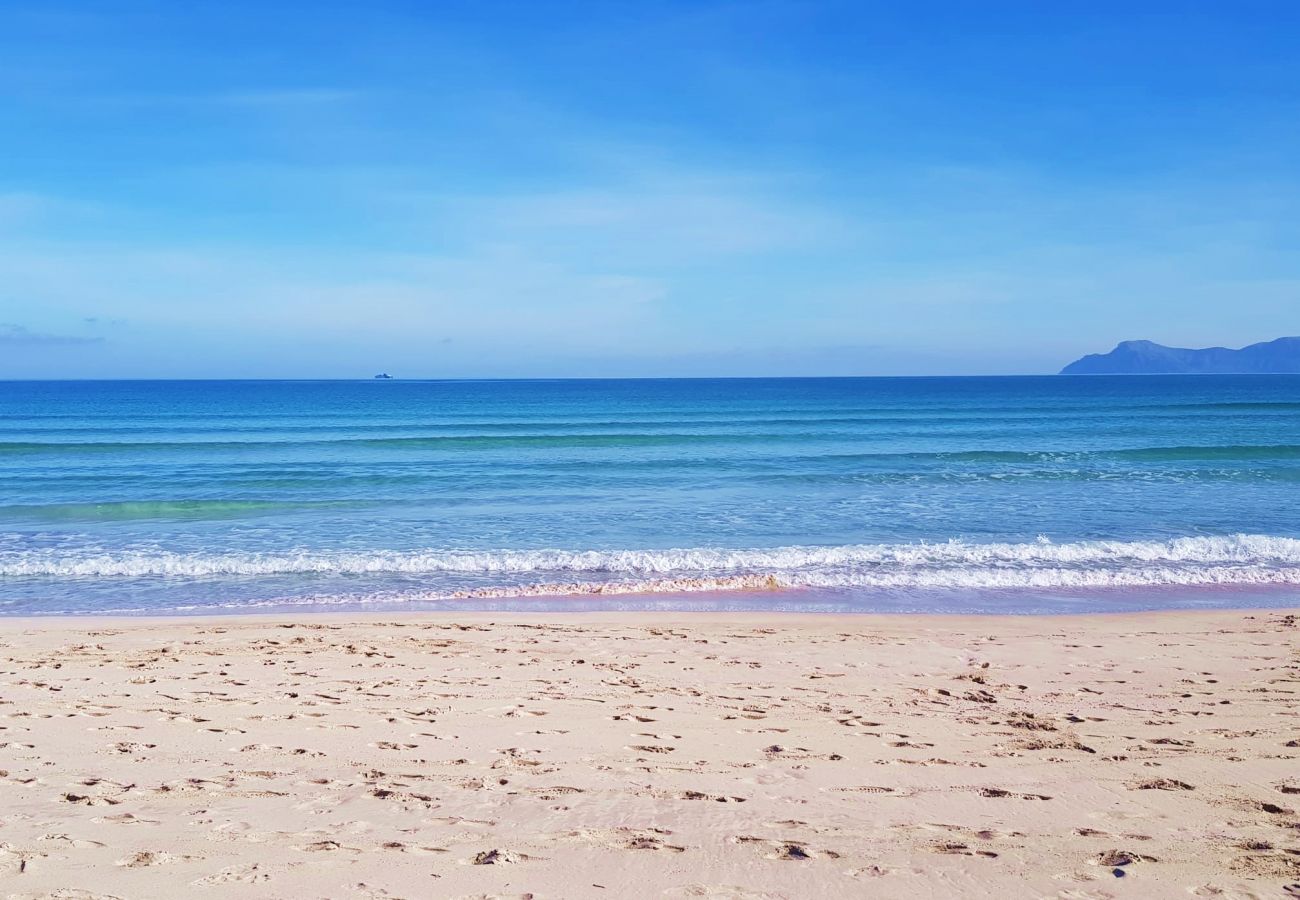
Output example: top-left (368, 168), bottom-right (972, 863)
top-left (0, 323), bottom-right (105, 346)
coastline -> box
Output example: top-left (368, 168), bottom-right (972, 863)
top-left (6, 576), bottom-right (1300, 620)
top-left (1, 607), bottom-right (1296, 898)
top-left (1, 602), bottom-right (1299, 628)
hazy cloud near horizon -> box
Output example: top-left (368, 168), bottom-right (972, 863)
top-left (0, 323), bottom-right (105, 347)
top-left (1, 2), bottom-right (1297, 378)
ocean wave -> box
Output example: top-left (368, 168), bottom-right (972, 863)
top-left (418, 567), bottom-right (1300, 600)
top-left (4, 436), bottom-right (1300, 463)
top-left (3, 535), bottom-right (1300, 591)
top-left (444, 565), bottom-right (1300, 596)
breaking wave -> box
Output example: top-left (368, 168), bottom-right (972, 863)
top-left (4, 534), bottom-right (1300, 593)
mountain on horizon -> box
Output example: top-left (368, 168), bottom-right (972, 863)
top-left (1060, 337), bottom-right (1300, 374)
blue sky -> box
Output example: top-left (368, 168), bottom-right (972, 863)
top-left (1, 1), bottom-right (1297, 377)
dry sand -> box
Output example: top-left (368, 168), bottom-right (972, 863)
top-left (0, 608), bottom-right (1297, 899)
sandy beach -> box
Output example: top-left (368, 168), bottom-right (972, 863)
top-left (0, 608), bottom-right (1296, 899)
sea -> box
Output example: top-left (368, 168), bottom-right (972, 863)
top-left (1, 376), bottom-right (1298, 617)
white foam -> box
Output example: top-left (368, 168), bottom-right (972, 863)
top-left (2, 535), bottom-right (1300, 592)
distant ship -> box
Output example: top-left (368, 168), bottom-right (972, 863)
top-left (373, 373), bottom-right (394, 380)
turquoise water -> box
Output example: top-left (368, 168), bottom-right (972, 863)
top-left (2, 376), bottom-right (1299, 615)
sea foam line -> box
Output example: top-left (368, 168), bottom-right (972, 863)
top-left (3, 535), bottom-right (1300, 582)
top-left (438, 565), bottom-right (1300, 599)
top-left (79, 565), bottom-right (1300, 616)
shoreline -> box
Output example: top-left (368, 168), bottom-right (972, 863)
top-left (2, 602), bottom-right (1299, 630)
top-left (5, 579), bottom-right (1300, 623)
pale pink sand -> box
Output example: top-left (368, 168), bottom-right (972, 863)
top-left (0, 609), bottom-right (1297, 899)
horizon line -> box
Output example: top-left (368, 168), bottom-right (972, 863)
top-left (6, 372), bottom-right (1300, 383)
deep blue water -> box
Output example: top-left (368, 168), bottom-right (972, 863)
top-left (1, 376), bottom-right (1299, 615)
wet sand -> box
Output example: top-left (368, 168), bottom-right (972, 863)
top-left (0, 609), bottom-right (1297, 899)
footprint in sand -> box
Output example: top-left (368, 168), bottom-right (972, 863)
top-left (557, 826), bottom-right (685, 853)
top-left (467, 848), bottom-right (535, 864)
top-left (625, 835), bottom-right (687, 852)
top-left (192, 863), bottom-right (271, 886)
top-left (831, 785), bottom-right (896, 794)
top-left (298, 839), bottom-right (358, 853)
top-left (680, 790), bottom-right (746, 803)
top-left (932, 842), bottom-right (998, 858)
top-left (978, 787), bottom-right (1053, 800)
top-left (664, 886), bottom-right (786, 899)
top-left (845, 865), bottom-right (904, 878)
top-left (731, 835), bottom-right (837, 860)
top-left (524, 785), bottom-right (585, 798)
top-left (92, 812), bottom-right (159, 825)
top-left (1129, 777), bottom-right (1194, 791)
top-left (61, 792), bottom-right (121, 806)
top-left (1243, 799), bottom-right (1293, 815)
top-left (116, 849), bottom-right (185, 867)
top-left (1092, 848), bottom-right (1156, 867)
